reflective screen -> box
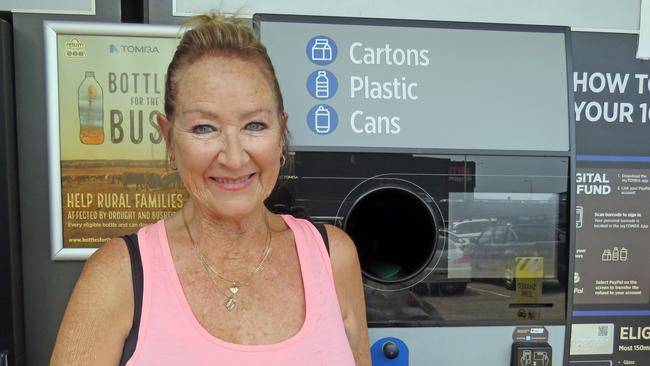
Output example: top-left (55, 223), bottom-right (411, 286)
top-left (270, 153), bottom-right (570, 324)
top-left (361, 156), bottom-right (569, 324)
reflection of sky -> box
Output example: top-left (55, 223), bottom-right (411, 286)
top-left (470, 156), bottom-right (568, 193)
top-left (449, 192), bottom-right (560, 223)
top-left (447, 155), bottom-right (568, 224)
top-left (471, 192), bottom-right (556, 201)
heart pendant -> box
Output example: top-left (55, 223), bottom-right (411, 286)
top-left (225, 297), bottom-right (236, 311)
top-left (229, 286), bottom-right (239, 295)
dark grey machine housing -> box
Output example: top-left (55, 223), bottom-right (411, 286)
top-left (257, 14), bottom-right (576, 365)
top-left (0, 16), bottom-right (25, 366)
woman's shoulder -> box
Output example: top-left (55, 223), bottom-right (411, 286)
top-left (87, 237), bottom-right (130, 267)
top-left (51, 237), bottom-right (134, 365)
top-left (80, 237), bottom-right (133, 303)
top-left (322, 224), bottom-right (358, 265)
top-left (77, 236), bottom-right (134, 326)
top-left (71, 236), bottom-right (135, 321)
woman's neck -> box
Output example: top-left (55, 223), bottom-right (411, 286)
top-left (182, 200), bottom-right (270, 259)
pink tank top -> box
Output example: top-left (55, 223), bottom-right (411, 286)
top-left (125, 215), bottom-right (355, 365)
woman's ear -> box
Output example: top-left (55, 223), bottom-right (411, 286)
top-left (156, 113), bottom-right (173, 147)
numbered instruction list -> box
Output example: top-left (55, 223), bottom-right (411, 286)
top-left (574, 168), bottom-right (650, 304)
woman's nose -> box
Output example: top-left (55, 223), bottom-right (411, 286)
top-left (216, 132), bottom-right (248, 170)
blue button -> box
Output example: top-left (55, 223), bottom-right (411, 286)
top-left (371, 337), bottom-right (409, 366)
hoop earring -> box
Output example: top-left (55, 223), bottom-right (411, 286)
top-left (280, 154), bottom-right (286, 167)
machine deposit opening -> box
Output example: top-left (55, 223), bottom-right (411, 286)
top-left (345, 187), bottom-right (436, 283)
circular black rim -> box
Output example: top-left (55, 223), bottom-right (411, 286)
top-left (344, 186), bottom-right (437, 284)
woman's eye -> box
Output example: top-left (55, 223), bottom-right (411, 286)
top-left (245, 121), bottom-right (267, 131)
top-left (192, 124), bottom-right (216, 134)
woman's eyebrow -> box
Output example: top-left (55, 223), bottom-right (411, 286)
top-left (181, 108), bottom-right (220, 120)
top-left (181, 108), bottom-right (274, 122)
top-left (239, 108), bottom-right (273, 119)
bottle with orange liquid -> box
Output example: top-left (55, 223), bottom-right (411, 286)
top-left (78, 71), bottom-right (104, 144)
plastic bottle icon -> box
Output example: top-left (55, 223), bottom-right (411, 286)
top-left (315, 71), bottom-right (329, 98)
top-left (78, 71), bottom-right (104, 144)
top-left (612, 247), bottom-right (619, 261)
top-left (314, 105), bottom-right (331, 133)
top-left (311, 38), bottom-right (332, 61)
top-left (620, 247), bottom-right (628, 261)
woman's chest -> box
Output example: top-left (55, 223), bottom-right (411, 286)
top-left (173, 242), bottom-right (307, 345)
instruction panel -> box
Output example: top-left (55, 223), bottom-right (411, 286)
top-left (574, 168), bottom-right (650, 304)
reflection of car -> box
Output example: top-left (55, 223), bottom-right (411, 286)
top-left (465, 224), bottom-right (566, 290)
top-left (414, 231), bottom-right (471, 295)
top-left (451, 219), bottom-right (493, 243)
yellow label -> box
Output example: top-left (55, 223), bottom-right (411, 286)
top-left (515, 257), bottom-right (544, 319)
top-left (515, 257), bottom-right (544, 279)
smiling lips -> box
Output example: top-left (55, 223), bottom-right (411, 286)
top-left (210, 173), bottom-right (256, 191)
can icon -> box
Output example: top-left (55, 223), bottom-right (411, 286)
top-left (307, 104), bottom-right (338, 135)
top-left (315, 106), bottom-right (330, 133)
top-left (620, 247), bottom-right (628, 261)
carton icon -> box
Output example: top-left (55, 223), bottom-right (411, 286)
top-left (307, 36), bottom-right (337, 65)
top-left (311, 38), bottom-right (332, 61)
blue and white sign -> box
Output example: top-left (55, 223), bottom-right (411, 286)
top-left (307, 70), bottom-right (338, 100)
top-left (260, 16), bottom-right (570, 151)
top-left (307, 104), bottom-right (338, 135)
top-left (306, 35), bottom-right (337, 65)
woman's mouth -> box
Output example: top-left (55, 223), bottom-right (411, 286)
top-left (210, 173), bottom-right (255, 191)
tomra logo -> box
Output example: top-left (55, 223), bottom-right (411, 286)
top-left (110, 44), bottom-right (160, 54)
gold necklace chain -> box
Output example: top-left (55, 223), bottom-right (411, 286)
top-left (182, 211), bottom-right (273, 311)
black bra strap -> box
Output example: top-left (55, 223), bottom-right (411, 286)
top-left (119, 234), bottom-right (143, 366)
top-left (313, 223), bottom-right (330, 255)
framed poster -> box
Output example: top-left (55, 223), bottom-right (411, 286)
top-left (44, 21), bottom-right (186, 260)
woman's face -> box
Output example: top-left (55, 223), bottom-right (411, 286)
top-left (160, 56), bottom-right (285, 219)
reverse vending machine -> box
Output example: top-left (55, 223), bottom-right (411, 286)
top-left (257, 15), bottom-right (574, 365)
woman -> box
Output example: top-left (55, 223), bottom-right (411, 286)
top-left (51, 13), bottom-right (370, 365)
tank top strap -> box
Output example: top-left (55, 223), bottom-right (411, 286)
top-left (281, 215), bottom-right (337, 290)
top-left (125, 220), bottom-right (169, 364)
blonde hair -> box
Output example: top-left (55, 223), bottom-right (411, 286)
top-left (164, 12), bottom-right (287, 145)
top-left (165, 11), bottom-right (293, 174)
top-left (165, 11), bottom-right (294, 182)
